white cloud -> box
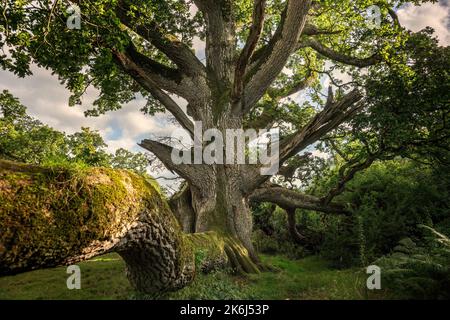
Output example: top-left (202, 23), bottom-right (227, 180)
top-left (106, 137), bottom-right (139, 154)
top-left (397, 1), bottom-right (450, 45)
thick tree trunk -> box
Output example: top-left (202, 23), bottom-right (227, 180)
top-left (168, 182), bottom-right (262, 274)
top-left (0, 160), bottom-right (230, 296)
top-left (186, 168), bottom-right (261, 273)
top-left (169, 176), bottom-right (261, 272)
top-left (163, 112), bottom-right (263, 273)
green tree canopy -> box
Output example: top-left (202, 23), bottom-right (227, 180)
top-left (0, 90), bottom-right (149, 173)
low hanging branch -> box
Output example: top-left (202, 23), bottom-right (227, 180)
top-left (0, 160), bottom-right (258, 296)
top-left (250, 185), bottom-right (349, 215)
top-left (138, 139), bottom-right (213, 188)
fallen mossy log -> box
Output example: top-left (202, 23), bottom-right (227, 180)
top-left (0, 160), bottom-right (256, 296)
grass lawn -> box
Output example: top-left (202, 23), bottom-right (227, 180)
top-left (0, 254), bottom-right (386, 300)
top-left (0, 254), bottom-right (133, 300)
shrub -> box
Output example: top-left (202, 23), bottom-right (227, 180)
top-left (252, 206), bottom-right (309, 260)
top-left (253, 229), bottom-right (307, 260)
top-left (318, 160), bottom-right (450, 268)
top-left (375, 227), bottom-right (450, 299)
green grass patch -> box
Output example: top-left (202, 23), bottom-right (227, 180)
top-left (245, 255), bottom-right (370, 300)
top-left (0, 253), bottom-right (133, 300)
top-left (0, 254), bottom-right (387, 300)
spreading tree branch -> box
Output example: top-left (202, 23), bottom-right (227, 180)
top-left (302, 23), bottom-right (343, 36)
top-left (301, 39), bottom-right (381, 67)
top-left (233, 0), bottom-right (266, 102)
top-left (250, 185), bottom-right (349, 215)
top-left (243, 0), bottom-right (312, 112)
top-left (278, 153), bottom-right (313, 180)
top-left (245, 71), bottom-right (317, 130)
top-left (112, 44), bottom-right (192, 99)
top-left (387, 8), bottom-right (401, 27)
top-left (116, 1), bottom-right (206, 79)
top-left (279, 89), bottom-right (363, 162)
top-left (139, 139), bottom-right (211, 187)
top-left (321, 155), bottom-right (376, 205)
top-left (144, 88), bottom-right (194, 138)
top-left (112, 46), bottom-right (194, 136)
top-left (243, 89), bottom-right (363, 193)
top-left (268, 70), bottom-right (317, 100)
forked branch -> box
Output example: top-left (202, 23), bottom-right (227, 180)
top-left (233, 0), bottom-right (266, 101)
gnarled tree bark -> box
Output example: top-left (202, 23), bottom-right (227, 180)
top-left (0, 160), bottom-right (256, 296)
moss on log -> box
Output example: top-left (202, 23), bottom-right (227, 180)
top-left (0, 160), bottom-right (259, 296)
top-left (0, 161), bottom-right (223, 295)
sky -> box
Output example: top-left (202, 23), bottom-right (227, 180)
top-left (0, 1), bottom-right (449, 180)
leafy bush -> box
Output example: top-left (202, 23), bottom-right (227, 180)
top-left (319, 215), bottom-right (363, 268)
top-left (253, 230), bottom-right (307, 260)
top-left (375, 227), bottom-right (450, 299)
top-left (252, 205), bottom-right (308, 260)
top-left (251, 159), bottom-right (450, 273)
top-left (317, 160), bottom-right (450, 268)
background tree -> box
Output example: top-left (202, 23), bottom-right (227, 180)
top-left (66, 127), bottom-right (111, 166)
top-left (0, 90), bottom-right (68, 163)
top-left (111, 148), bottom-right (150, 174)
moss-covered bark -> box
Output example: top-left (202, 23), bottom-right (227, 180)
top-left (0, 160), bottom-right (237, 296)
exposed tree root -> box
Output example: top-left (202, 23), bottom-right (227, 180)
top-left (224, 237), bottom-right (260, 274)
